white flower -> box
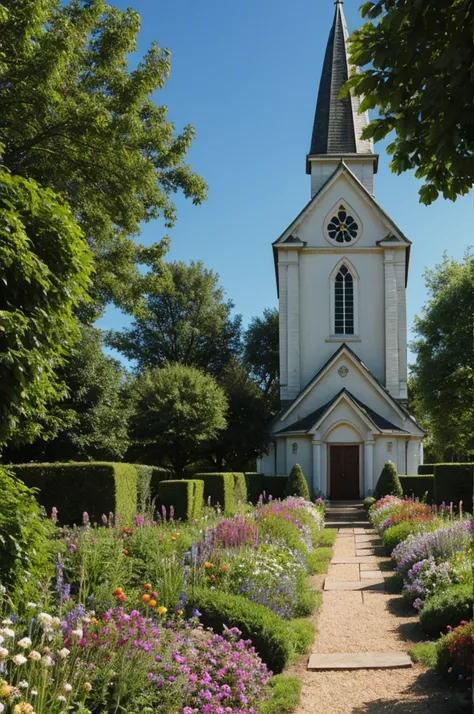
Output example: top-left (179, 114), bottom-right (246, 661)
top-left (12, 654), bottom-right (28, 665)
top-left (38, 612), bottom-right (53, 626)
top-left (58, 648), bottom-right (70, 659)
top-left (58, 695), bottom-right (66, 702)
top-left (1, 618), bottom-right (13, 625)
top-left (0, 703), bottom-right (4, 713)
top-left (42, 655), bottom-right (54, 666)
top-left (0, 627), bottom-right (15, 638)
top-left (0, 635), bottom-right (3, 644)
top-left (26, 602), bottom-right (38, 609)
top-left (28, 650), bottom-right (41, 661)
top-left (51, 617), bottom-right (61, 629)
top-left (31, 690), bottom-right (38, 697)
top-left (0, 647), bottom-right (9, 659)
top-left (70, 628), bottom-right (83, 639)
top-left (18, 680), bottom-right (29, 689)
top-left (17, 637), bottom-right (32, 649)
top-left (63, 683), bottom-right (72, 692)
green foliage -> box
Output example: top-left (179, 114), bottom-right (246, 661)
top-left (193, 480), bottom-right (204, 520)
top-left (243, 307), bottom-right (280, 412)
top-left (418, 465), bottom-right (435, 475)
top-left (0, 169), bottom-right (92, 445)
top-left (245, 473), bottom-right (265, 504)
top-left (373, 461), bottom-right (403, 500)
top-left (410, 253), bottom-right (474, 461)
top-left (196, 473), bottom-right (236, 515)
top-left (409, 642), bottom-right (438, 668)
top-left (0, 466), bottom-right (55, 595)
top-left (287, 618), bottom-right (315, 654)
top-left (108, 261), bottom-right (240, 374)
top-left (263, 477), bottom-right (288, 501)
top-left (317, 528), bottom-right (338, 547)
top-left (260, 675), bottom-right (302, 714)
top-left (285, 464), bottom-right (310, 500)
top-left (133, 465), bottom-right (171, 510)
top-left (11, 462), bottom-right (137, 525)
top-left (346, 0), bottom-right (474, 204)
top-left (306, 548), bottom-right (333, 575)
top-left (382, 522), bottom-right (418, 553)
top-left (0, 0), bottom-right (206, 315)
top-left (189, 588), bottom-right (294, 673)
top-left (232, 472), bottom-right (248, 506)
top-left (158, 480), bottom-right (203, 521)
top-left (434, 464), bottom-right (474, 506)
top-left (436, 620), bottom-right (474, 687)
top-left (399, 476), bottom-right (434, 501)
top-left (258, 514), bottom-right (306, 556)
top-left (420, 583), bottom-right (474, 636)
top-left (364, 496), bottom-right (377, 511)
top-left (129, 364), bottom-right (228, 477)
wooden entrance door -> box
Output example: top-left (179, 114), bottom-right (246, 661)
top-left (330, 445), bottom-right (360, 499)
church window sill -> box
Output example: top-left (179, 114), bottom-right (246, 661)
top-left (326, 336), bottom-right (361, 343)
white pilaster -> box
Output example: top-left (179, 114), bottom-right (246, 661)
top-left (286, 250), bottom-right (300, 399)
top-left (312, 440), bottom-right (322, 495)
top-left (396, 257), bottom-right (408, 400)
top-left (278, 251), bottom-right (288, 400)
top-left (384, 249), bottom-right (399, 397)
top-left (407, 439), bottom-right (421, 475)
top-left (364, 441), bottom-right (375, 495)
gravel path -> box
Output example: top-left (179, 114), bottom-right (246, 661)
top-left (288, 527), bottom-right (452, 714)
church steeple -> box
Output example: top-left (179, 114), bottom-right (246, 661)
top-left (306, 1), bottom-right (377, 194)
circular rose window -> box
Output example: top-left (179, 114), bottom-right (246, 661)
top-left (328, 205), bottom-right (359, 243)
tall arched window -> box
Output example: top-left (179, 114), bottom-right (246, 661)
top-left (334, 265), bottom-right (354, 335)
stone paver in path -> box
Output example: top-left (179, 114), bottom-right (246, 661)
top-left (354, 535), bottom-right (380, 543)
top-left (355, 548), bottom-right (384, 557)
top-left (360, 570), bottom-right (384, 580)
top-left (331, 556), bottom-right (378, 564)
top-left (308, 652), bottom-right (412, 671)
top-left (359, 562), bottom-right (380, 571)
top-left (324, 580), bottom-right (385, 591)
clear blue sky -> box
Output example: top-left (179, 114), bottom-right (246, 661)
top-left (97, 0), bottom-right (473, 366)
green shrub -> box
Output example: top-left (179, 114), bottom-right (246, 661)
top-left (189, 588), bottom-right (293, 673)
top-left (420, 583), bottom-right (474, 636)
top-left (0, 467), bottom-right (55, 595)
top-left (409, 642), bottom-right (438, 668)
top-left (158, 479), bottom-right (203, 521)
top-left (287, 618), bottom-right (315, 654)
top-left (195, 473), bottom-right (236, 514)
top-left (132, 465), bottom-right (170, 510)
top-left (258, 513), bottom-right (307, 555)
top-left (364, 496), bottom-right (376, 511)
top-left (260, 675), bottom-right (302, 714)
top-left (11, 462), bottom-right (137, 525)
top-left (434, 463), bottom-right (474, 506)
top-left (373, 461), bottom-right (403, 500)
top-left (244, 473), bottom-right (264, 504)
top-left (399, 475), bottom-right (434, 501)
top-left (261, 476), bottom-right (288, 501)
top-left (382, 521), bottom-right (418, 553)
top-left (193, 479), bottom-right (204, 520)
top-left (232, 472), bottom-right (248, 505)
top-left (285, 464), bottom-right (310, 500)
top-left (436, 620), bottom-right (474, 688)
top-left (306, 547), bottom-right (333, 575)
top-left (318, 528), bottom-right (338, 547)
top-left (294, 578), bottom-right (319, 617)
top-left (418, 464), bottom-right (435, 475)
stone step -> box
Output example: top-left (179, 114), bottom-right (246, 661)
top-left (308, 652), bottom-right (412, 671)
top-left (355, 549), bottom-right (385, 557)
top-left (325, 521), bottom-right (371, 528)
top-left (324, 580), bottom-right (385, 591)
top-left (331, 557), bottom-right (379, 564)
top-left (360, 571), bottom-right (384, 580)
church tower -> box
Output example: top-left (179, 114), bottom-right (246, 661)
top-left (260, 1), bottom-right (424, 498)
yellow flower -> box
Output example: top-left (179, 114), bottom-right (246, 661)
top-left (14, 703), bottom-right (34, 714)
top-left (157, 606), bottom-right (167, 616)
top-left (91, 617), bottom-right (98, 624)
top-left (149, 599), bottom-right (157, 608)
top-left (1, 681), bottom-right (15, 697)
top-left (83, 681), bottom-right (92, 692)
top-left (177, 609), bottom-right (183, 616)
top-left (204, 562), bottom-right (213, 569)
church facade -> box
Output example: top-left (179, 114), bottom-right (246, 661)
top-left (259, 1), bottom-right (425, 499)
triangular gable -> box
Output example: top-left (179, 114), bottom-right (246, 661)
top-left (273, 161), bottom-right (411, 247)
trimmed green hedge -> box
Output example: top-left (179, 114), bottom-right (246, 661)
top-left (189, 588), bottom-right (294, 673)
top-left (132, 465), bottom-right (171, 510)
top-left (418, 464), bottom-right (435, 475)
top-left (11, 462), bottom-right (137, 525)
top-left (399, 475), bottom-right (434, 501)
top-left (233, 472), bottom-right (248, 505)
top-left (434, 463), bottom-right (474, 506)
top-left (420, 583), bottom-right (473, 636)
top-left (195, 473), bottom-right (236, 514)
top-left (244, 474), bottom-right (288, 504)
top-left (158, 479), bottom-right (204, 521)
top-left (245, 473), bottom-right (264, 504)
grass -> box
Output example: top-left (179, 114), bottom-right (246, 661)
top-left (288, 617), bottom-right (316, 654)
top-left (409, 642), bottom-right (438, 668)
top-left (318, 527), bottom-right (337, 547)
top-left (384, 573), bottom-right (404, 594)
top-left (307, 547), bottom-right (333, 574)
top-left (261, 675), bottom-right (302, 714)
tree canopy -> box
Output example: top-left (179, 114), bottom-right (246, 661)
top-left (108, 261), bottom-right (242, 375)
top-left (0, 0), bottom-right (207, 315)
top-left (346, 0), bottom-right (474, 205)
top-left (0, 169), bottom-right (92, 447)
top-left (128, 364), bottom-right (228, 476)
top-left (243, 307), bottom-right (279, 411)
top-left (410, 251), bottom-right (474, 461)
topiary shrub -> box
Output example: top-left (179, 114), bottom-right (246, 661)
top-left (364, 496), bottom-right (376, 511)
top-left (399, 475), bottom-right (434, 501)
top-left (373, 461), bottom-right (403, 500)
top-left (189, 588), bottom-right (294, 673)
top-left (284, 464), bottom-right (310, 500)
top-left (420, 583), bottom-right (473, 636)
top-left (434, 463), bottom-right (474, 506)
top-left (195, 473), bottom-right (236, 514)
top-left (232, 472), bottom-right (248, 505)
top-left (11, 462), bottom-right (137, 525)
top-left (0, 467), bottom-right (55, 596)
top-left (158, 479), bottom-right (203, 521)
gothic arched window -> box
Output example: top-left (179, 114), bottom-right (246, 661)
top-left (334, 265), bottom-right (354, 335)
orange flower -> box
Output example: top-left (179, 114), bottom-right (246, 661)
top-left (149, 599), bottom-right (157, 607)
top-left (112, 588), bottom-right (124, 597)
top-left (122, 549), bottom-right (129, 555)
top-left (123, 527), bottom-right (133, 534)
top-left (171, 536), bottom-right (177, 541)
top-left (220, 565), bottom-right (229, 572)
top-left (177, 609), bottom-right (183, 616)
top-left (204, 562), bottom-right (213, 569)
top-left (142, 594), bottom-right (151, 603)
top-left (144, 584), bottom-right (151, 591)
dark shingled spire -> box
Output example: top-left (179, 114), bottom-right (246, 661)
top-left (308, 1), bottom-right (373, 158)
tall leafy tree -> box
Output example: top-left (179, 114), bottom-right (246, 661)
top-left (411, 252), bottom-right (474, 461)
top-left (108, 261), bottom-right (242, 375)
top-left (3, 325), bottom-right (131, 462)
top-left (244, 308), bottom-right (279, 411)
top-left (0, 0), bottom-right (207, 315)
top-left (129, 364), bottom-right (228, 476)
top-left (0, 169), bottom-right (92, 447)
top-left (346, 0), bottom-right (474, 204)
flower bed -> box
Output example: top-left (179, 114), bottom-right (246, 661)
top-left (0, 470), bottom-right (327, 714)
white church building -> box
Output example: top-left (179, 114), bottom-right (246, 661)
top-left (259, 0), bottom-right (424, 499)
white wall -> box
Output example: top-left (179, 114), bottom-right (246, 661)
top-left (285, 438), bottom-right (312, 484)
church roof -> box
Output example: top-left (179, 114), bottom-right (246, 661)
top-left (307, 1), bottom-right (373, 160)
top-left (274, 387), bottom-right (409, 436)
